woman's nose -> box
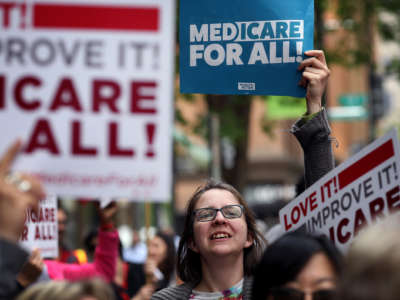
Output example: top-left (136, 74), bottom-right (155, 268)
top-left (213, 210), bottom-right (226, 223)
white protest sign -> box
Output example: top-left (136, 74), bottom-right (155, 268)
top-left (19, 195), bottom-right (58, 258)
top-left (279, 129), bottom-right (400, 252)
top-left (0, 0), bottom-right (175, 201)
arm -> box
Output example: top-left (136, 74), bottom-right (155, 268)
top-left (0, 141), bottom-right (45, 299)
top-left (65, 228), bottom-right (118, 281)
top-left (292, 50), bottom-right (334, 188)
top-left (16, 248), bottom-right (44, 288)
top-left (45, 203), bottom-right (119, 282)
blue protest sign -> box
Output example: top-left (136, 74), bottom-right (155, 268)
top-left (180, 0), bottom-right (314, 97)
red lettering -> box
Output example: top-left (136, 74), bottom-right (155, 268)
top-left (14, 76), bottom-right (42, 110)
top-left (34, 225), bottom-right (40, 240)
top-left (320, 186), bottom-right (325, 203)
top-left (20, 225), bottom-right (28, 241)
top-left (290, 206), bottom-right (300, 224)
top-left (39, 208), bottom-right (44, 223)
top-left (108, 122), bottom-right (134, 157)
top-left (329, 226), bottom-right (335, 244)
top-left (145, 123), bottom-right (156, 158)
top-left (309, 191), bottom-right (318, 211)
top-left (71, 121), bottom-right (97, 156)
top-left (353, 208), bottom-right (367, 235)
top-left (45, 208), bottom-right (50, 222)
top-left (49, 208), bottom-right (55, 222)
top-left (299, 198), bottom-right (309, 217)
top-left (386, 186), bottom-right (400, 213)
top-left (0, 3), bottom-right (15, 27)
top-left (337, 218), bottom-right (351, 244)
top-left (93, 80), bottom-right (120, 113)
top-left (369, 197), bottom-right (385, 222)
top-left (284, 214), bottom-right (292, 231)
top-left (25, 119), bottom-right (60, 154)
top-left (131, 81), bottom-right (157, 114)
top-left (49, 78), bottom-right (82, 112)
top-left (324, 179), bottom-right (334, 198)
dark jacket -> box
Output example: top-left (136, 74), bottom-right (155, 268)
top-left (0, 239), bottom-right (28, 299)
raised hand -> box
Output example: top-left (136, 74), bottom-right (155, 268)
top-left (298, 50), bottom-right (330, 114)
top-left (98, 201), bottom-right (118, 228)
top-left (0, 140), bottom-right (45, 242)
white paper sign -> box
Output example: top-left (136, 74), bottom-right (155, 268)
top-left (279, 129), bottom-right (400, 252)
top-left (19, 195), bottom-right (58, 258)
top-left (0, 0), bottom-right (175, 201)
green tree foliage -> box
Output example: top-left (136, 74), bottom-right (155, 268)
top-left (327, 0), bottom-right (400, 76)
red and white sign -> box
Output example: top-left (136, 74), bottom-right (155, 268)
top-left (19, 195), bottom-right (58, 258)
top-left (279, 129), bottom-right (400, 252)
top-left (0, 0), bottom-right (175, 201)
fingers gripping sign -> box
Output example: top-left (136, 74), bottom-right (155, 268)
top-left (298, 50), bottom-right (330, 114)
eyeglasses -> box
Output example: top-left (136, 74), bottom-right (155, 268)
top-left (193, 204), bottom-right (244, 222)
top-left (270, 287), bottom-right (336, 300)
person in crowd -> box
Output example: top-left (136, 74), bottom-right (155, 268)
top-left (123, 229), bottom-right (147, 264)
top-left (252, 231), bottom-right (342, 300)
top-left (43, 202), bottom-right (119, 282)
top-left (57, 205), bottom-right (88, 264)
top-left (83, 227), bottom-right (99, 262)
top-left (16, 202), bottom-right (119, 286)
top-left (16, 278), bottom-right (115, 300)
top-left (0, 140), bottom-right (45, 299)
top-left (154, 180), bottom-right (266, 300)
top-left (113, 231), bottom-right (176, 300)
top-left (339, 214), bottom-right (400, 300)
top-left (151, 50), bottom-right (334, 300)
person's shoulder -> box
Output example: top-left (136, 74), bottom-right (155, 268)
top-left (0, 238), bottom-right (28, 265)
top-left (243, 276), bottom-right (254, 300)
top-left (151, 283), bottom-right (192, 300)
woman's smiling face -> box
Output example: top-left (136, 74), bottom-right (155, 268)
top-left (190, 188), bottom-right (253, 260)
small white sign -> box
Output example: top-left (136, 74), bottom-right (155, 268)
top-left (19, 195), bottom-right (58, 258)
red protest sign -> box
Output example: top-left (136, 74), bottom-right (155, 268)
top-left (280, 129), bottom-right (400, 252)
top-left (0, 0), bottom-right (175, 201)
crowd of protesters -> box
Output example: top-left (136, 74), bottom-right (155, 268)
top-left (1, 49), bottom-right (399, 300)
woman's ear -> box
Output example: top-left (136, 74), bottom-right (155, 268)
top-left (188, 238), bottom-right (199, 253)
top-left (244, 233), bottom-right (254, 249)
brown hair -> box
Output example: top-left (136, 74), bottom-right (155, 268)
top-left (177, 179), bottom-right (266, 284)
top-left (155, 231), bottom-right (176, 284)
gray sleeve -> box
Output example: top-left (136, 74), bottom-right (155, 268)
top-left (291, 108), bottom-right (335, 188)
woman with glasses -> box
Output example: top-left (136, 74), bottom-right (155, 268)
top-left (252, 231), bottom-right (342, 300)
top-left (153, 180), bottom-right (265, 300)
top-left (151, 50), bottom-right (333, 300)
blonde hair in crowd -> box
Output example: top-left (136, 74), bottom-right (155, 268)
top-left (16, 278), bottom-right (115, 300)
top-left (339, 214), bottom-right (400, 300)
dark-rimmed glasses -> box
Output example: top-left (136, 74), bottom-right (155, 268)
top-left (193, 204), bottom-right (244, 222)
top-left (270, 287), bottom-right (336, 300)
